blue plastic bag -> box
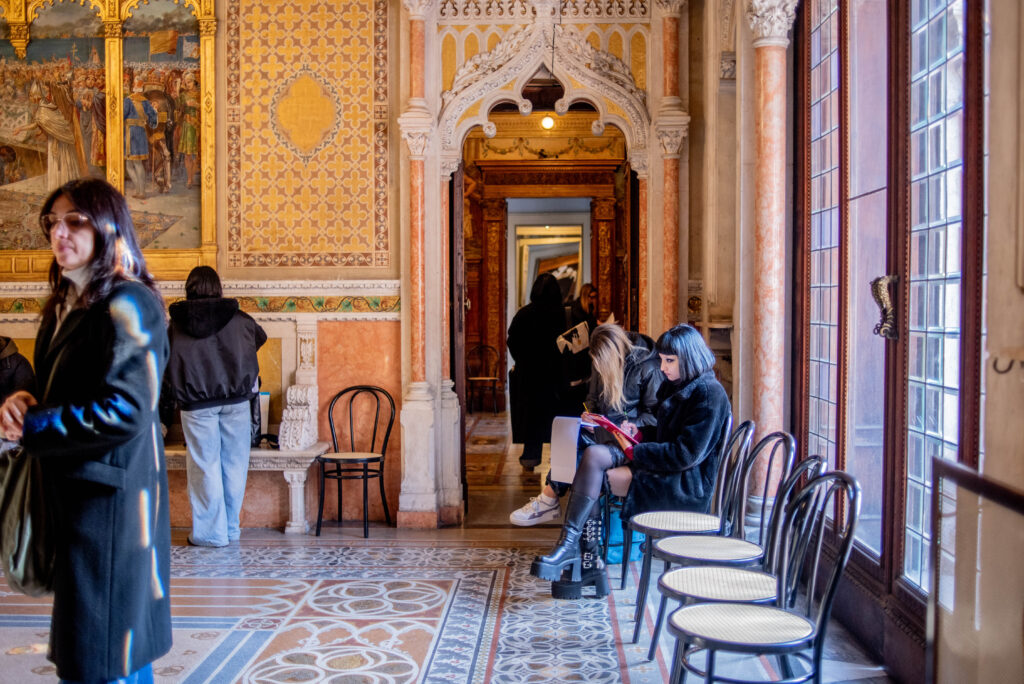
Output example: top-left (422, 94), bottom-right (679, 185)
top-left (605, 508), bottom-right (644, 563)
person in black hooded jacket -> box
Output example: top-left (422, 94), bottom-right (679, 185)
top-left (163, 266), bottom-right (266, 547)
top-left (507, 272), bottom-right (567, 469)
top-left (0, 336), bottom-right (34, 404)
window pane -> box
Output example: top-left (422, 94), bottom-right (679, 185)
top-left (807, 0), bottom-right (840, 470)
top-left (904, 0), bottom-right (964, 592)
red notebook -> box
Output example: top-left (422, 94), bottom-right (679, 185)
top-left (582, 413), bottom-right (640, 447)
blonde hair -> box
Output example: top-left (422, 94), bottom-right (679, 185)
top-left (589, 324), bottom-right (635, 412)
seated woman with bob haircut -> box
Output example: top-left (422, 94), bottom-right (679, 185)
top-left (529, 324), bottom-right (732, 588)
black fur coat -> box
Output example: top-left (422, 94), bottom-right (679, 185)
top-left (621, 370), bottom-right (731, 519)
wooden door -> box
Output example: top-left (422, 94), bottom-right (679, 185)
top-left (449, 164), bottom-right (468, 514)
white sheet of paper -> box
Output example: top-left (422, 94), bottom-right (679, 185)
top-left (549, 416), bottom-right (582, 485)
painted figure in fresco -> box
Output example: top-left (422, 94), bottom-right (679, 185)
top-left (13, 81), bottom-right (86, 192)
top-left (0, 146), bottom-right (26, 185)
top-left (124, 78), bottom-right (158, 199)
top-left (144, 79), bottom-right (175, 194)
top-left (176, 71), bottom-right (200, 188)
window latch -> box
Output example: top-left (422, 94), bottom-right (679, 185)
top-left (870, 275), bottom-right (899, 340)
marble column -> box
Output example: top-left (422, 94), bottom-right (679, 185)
top-left (396, 0), bottom-right (440, 528)
top-left (746, 0), bottom-right (798, 499)
top-left (439, 155), bottom-right (463, 525)
top-left (655, 0), bottom-right (691, 333)
top-left (638, 173), bottom-right (650, 334)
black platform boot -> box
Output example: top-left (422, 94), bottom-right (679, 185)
top-left (530, 491), bottom-right (598, 582)
top-left (551, 512), bottom-right (609, 599)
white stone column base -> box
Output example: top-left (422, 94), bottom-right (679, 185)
top-left (398, 382), bottom-right (439, 517)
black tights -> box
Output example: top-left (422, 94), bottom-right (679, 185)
top-left (571, 444), bottom-right (622, 499)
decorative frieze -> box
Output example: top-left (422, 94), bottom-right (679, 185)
top-left (746, 0), bottom-right (798, 48)
top-left (438, 0), bottom-right (649, 23)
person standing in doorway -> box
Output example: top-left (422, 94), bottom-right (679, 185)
top-left (163, 266), bottom-right (266, 547)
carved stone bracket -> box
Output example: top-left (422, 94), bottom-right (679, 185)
top-left (629, 149), bottom-right (650, 179)
top-left (278, 321), bottom-right (319, 450)
top-left (746, 0), bottom-right (799, 48)
top-left (8, 22), bottom-right (29, 58)
top-left (720, 51), bottom-right (737, 80)
top-left (440, 153), bottom-right (462, 180)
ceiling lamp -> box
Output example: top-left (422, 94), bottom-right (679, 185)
top-left (541, 115), bottom-right (555, 130)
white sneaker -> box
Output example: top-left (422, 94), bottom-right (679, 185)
top-left (509, 496), bottom-right (561, 526)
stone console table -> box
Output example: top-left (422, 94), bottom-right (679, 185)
top-left (164, 441), bottom-right (329, 534)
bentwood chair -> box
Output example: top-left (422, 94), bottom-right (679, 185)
top-left (466, 345), bottom-right (500, 414)
top-left (643, 431), bottom-right (798, 660)
top-left (316, 385), bottom-right (395, 538)
top-left (666, 470), bottom-right (861, 684)
top-left (626, 418), bottom-right (756, 643)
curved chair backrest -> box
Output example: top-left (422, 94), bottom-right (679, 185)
top-left (721, 430), bottom-right (797, 543)
top-left (467, 345), bottom-right (499, 378)
top-left (774, 469), bottom-right (860, 648)
top-left (328, 385), bottom-right (396, 457)
top-left (762, 455), bottom-right (826, 570)
top-left (710, 418), bottom-right (754, 525)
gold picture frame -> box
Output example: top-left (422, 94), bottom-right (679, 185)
top-left (515, 225), bottom-right (583, 308)
top-left (0, 0), bottom-right (216, 281)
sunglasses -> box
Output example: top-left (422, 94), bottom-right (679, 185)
top-left (40, 211), bottom-right (92, 236)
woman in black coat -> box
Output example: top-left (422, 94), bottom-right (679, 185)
top-left (530, 324), bottom-right (731, 589)
top-left (507, 273), bottom-right (567, 469)
top-left (0, 178), bottom-right (171, 683)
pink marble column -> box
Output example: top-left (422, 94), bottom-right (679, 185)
top-left (747, 1), bottom-right (797, 496)
top-left (409, 158), bottom-right (426, 384)
top-left (638, 176), bottom-right (650, 334)
top-left (662, 15), bottom-right (680, 99)
top-left (662, 157), bottom-right (680, 332)
top-left (440, 176), bottom-right (450, 379)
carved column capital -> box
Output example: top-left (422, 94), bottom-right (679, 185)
top-left (746, 0), bottom-right (799, 48)
top-left (440, 153), bottom-right (461, 180)
top-left (402, 0), bottom-right (435, 20)
top-left (629, 150), bottom-right (650, 179)
top-left (398, 110), bottom-right (434, 160)
top-left (720, 51), bottom-right (737, 80)
top-left (198, 19), bottom-right (217, 37)
top-left (103, 21), bottom-right (122, 39)
top-left (8, 22), bottom-right (28, 58)
top-left (655, 0), bottom-right (688, 17)
top-left (656, 114), bottom-right (691, 158)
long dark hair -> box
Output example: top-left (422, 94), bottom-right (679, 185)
top-left (184, 265), bottom-right (222, 300)
top-left (40, 178), bottom-right (160, 320)
top-left (655, 324), bottom-right (716, 385)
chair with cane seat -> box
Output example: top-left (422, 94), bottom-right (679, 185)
top-left (645, 453), bottom-right (822, 661)
top-left (466, 345), bottom-right (500, 414)
top-left (625, 418), bottom-right (756, 643)
top-left (315, 385), bottom-right (395, 538)
top-left (665, 470), bottom-right (860, 684)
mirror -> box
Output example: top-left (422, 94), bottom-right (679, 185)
top-left (516, 225), bottom-right (583, 308)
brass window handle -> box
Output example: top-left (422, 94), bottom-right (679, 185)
top-left (870, 275), bottom-right (899, 340)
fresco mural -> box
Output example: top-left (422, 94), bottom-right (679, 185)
top-left (0, 0), bottom-right (201, 253)
top-left (122, 0), bottom-right (201, 248)
top-left (0, 3), bottom-right (105, 251)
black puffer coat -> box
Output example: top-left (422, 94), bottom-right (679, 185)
top-left (163, 297), bottom-right (267, 411)
top-left (0, 336), bottom-right (34, 401)
top-left (622, 370), bottom-right (732, 519)
top-left (584, 342), bottom-right (663, 429)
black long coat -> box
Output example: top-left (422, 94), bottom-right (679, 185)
top-left (21, 281), bottom-right (172, 682)
top-left (622, 370), bottom-right (732, 519)
top-left (507, 275), bottom-right (566, 444)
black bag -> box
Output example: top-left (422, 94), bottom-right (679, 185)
top-left (250, 393), bottom-right (261, 447)
top-left (0, 442), bottom-right (55, 596)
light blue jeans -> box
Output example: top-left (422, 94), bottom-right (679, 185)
top-left (180, 401), bottom-right (251, 546)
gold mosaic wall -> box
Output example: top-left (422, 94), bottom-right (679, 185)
top-left (225, 0), bottom-right (390, 272)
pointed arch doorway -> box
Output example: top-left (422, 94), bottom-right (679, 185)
top-left (448, 113), bottom-right (640, 520)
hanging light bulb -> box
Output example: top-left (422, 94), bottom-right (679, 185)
top-left (541, 115), bottom-right (555, 130)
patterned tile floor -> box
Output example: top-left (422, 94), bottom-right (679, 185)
top-left (0, 412), bottom-right (893, 682)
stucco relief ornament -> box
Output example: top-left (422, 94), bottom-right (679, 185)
top-left (657, 123), bottom-right (689, 157)
top-left (442, 23), bottom-right (533, 110)
top-left (746, 0), bottom-right (799, 47)
top-left (557, 24), bottom-right (648, 110)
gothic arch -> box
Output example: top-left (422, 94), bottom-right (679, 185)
top-left (438, 16), bottom-right (651, 163)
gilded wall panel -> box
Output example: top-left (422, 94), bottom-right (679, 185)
top-left (225, 0), bottom-right (389, 271)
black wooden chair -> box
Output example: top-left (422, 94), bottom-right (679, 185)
top-left (466, 344), bottom-right (500, 414)
top-left (315, 385), bottom-right (395, 538)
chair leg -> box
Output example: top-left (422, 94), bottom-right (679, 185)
top-left (379, 469), bottom-right (392, 526)
top-left (600, 496), bottom-right (611, 563)
top-left (648, 590), bottom-right (671, 661)
top-left (632, 540), bottom-right (654, 643)
top-left (490, 382), bottom-right (497, 415)
top-left (705, 649), bottom-right (716, 684)
top-left (362, 464), bottom-right (370, 538)
top-left (337, 467), bottom-right (343, 527)
top-left (316, 461), bottom-right (326, 536)
top-left (620, 525), bottom-right (632, 590)
top-left (777, 654), bottom-right (795, 681)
